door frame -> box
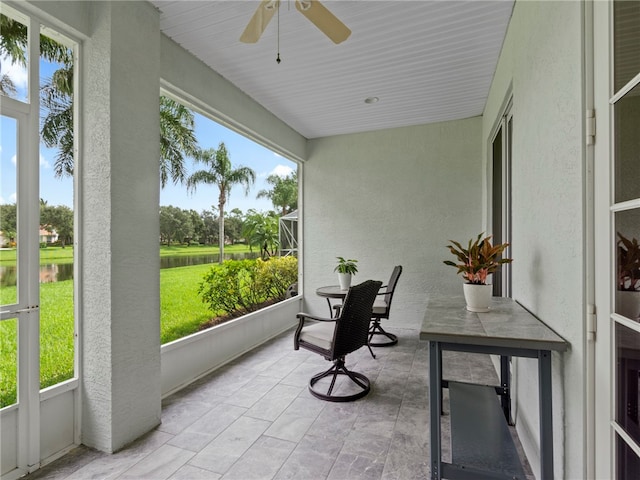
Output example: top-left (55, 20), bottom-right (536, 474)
top-left (592, 0), bottom-right (613, 476)
top-left (487, 93), bottom-right (513, 298)
top-left (0, 6), bottom-right (81, 478)
top-left (0, 12), bottom-right (42, 475)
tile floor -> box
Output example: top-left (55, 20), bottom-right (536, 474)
top-left (26, 327), bottom-right (532, 480)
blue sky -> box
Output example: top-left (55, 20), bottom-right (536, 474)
top-left (0, 54), bottom-right (296, 215)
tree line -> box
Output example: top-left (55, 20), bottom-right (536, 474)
top-left (0, 202), bottom-right (73, 248)
top-left (160, 206), bottom-right (282, 259)
top-left (0, 201), bottom-right (290, 260)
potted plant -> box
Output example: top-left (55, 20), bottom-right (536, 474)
top-left (617, 232), bottom-right (640, 320)
top-left (444, 233), bottom-right (512, 312)
top-left (335, 256), bottom-right (358, 290)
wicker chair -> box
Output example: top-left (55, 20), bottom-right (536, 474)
top-left (369, 265), bottom-right (403, 348)
top-left (294, 280), bottom-right (382, 402)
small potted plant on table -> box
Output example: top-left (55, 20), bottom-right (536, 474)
top-left (335, 256), bottom-right (358, 290)
top-left (444, 233), bottom-right (512, 312)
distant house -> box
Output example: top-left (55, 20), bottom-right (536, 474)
top-left (0, 230), bottom-right (16, 247)
top-left (39, 226), bottom-right (58, 245)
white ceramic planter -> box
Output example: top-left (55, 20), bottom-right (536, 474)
top-left (463, 283), bottom-right (493, 312)
top-left (616, 290), bottom-right (640, 321)
top-left (338, 272), bottom-right (352, 290)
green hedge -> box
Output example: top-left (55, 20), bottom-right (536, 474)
top-left (198, 257), bottom-right (298, 316)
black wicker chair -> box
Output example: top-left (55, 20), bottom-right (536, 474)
top-left (368, 265), bottom-right (403, 348)
top-left (294, 280), bottom-right (382, 402)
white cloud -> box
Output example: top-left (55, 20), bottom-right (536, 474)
top-left (2, 192), bottom-right (17, 204)
top-left (1, 54), bottom-right (28, 92)
top-left (270, 164), bottom-right (294, 178)
top-left (8, 154), bottom-right (49, 168)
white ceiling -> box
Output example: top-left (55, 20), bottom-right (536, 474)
top-left (150, 0), bottom-right (514, 139)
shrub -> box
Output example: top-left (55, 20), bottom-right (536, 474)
top-left (198, 259), bottom-right (258, 315)
top-left (255, 256), bottom-right (298, 301)
top-left (198, 257), bottom-right (298, 316)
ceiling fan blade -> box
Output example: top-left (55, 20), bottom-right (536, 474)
top-left (295, 0), bottom-right (351, 44)
top-left (240, 0), bottom-right (279, 43)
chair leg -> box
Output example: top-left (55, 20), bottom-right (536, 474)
top-left (309, 357), bottom-right (370, 402)
top-left (368, 319), bottom-right (398, 347)
top-left (367, 342), bottom-right (376, 359)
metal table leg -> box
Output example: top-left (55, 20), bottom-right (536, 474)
top-left (500, 355), bottom-right (512, 424)
top-left (429, 341), bottom-right (442, 480)
top-left (538, 350), bottom-right (554, 479)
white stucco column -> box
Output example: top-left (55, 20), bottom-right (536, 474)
top-left (80, 1), bottom-right (161, 452)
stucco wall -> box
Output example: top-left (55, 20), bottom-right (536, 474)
top-left (80, 1), bottom-right (162, 452)
top-left (483, 1), bottom-right (585, 478)
top-left (303, 117), bottom-right (483, 327)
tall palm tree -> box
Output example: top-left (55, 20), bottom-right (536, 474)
top-left (1, 14), bottom-right (198, 184)
top-left (187, 142), bottom-right (256, 262)
top-left (40, 64), bottom-right (74, 177)
top-left (159, 96), bottom-right (198, 188)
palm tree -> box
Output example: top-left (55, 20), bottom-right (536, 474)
top-left (40, 64), bottom-right (74, 177)
top-left (243, 210), bottom-right (279, 260)
top-left (187, 142), bottom-right (256, 262)
top-left (159, 96), bottom-right (199, 188)
top-left (256, 171), bottom-right (297, 216)
top-left (0, 73), bottom-right (17, 96)
top-left (1, 14), bottom-right (198, 184)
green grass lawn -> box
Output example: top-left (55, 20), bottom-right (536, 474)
top-left (0, 263), bottom-right (220, 407)
top-left (0, 280), bottom-right (75, 407)
top-left (160, 264), bottom-right (218, 344)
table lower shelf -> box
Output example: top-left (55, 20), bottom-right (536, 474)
top-left (446, 381), bottom-right (526, 480)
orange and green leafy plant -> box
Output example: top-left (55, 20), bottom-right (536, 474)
top-left (444, 233), bottom-right (512, 285)
top-left (618, 232), bottom-right (640, 291)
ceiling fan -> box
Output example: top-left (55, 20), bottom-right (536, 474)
top-left (240, 0), bottom-right (351, 45)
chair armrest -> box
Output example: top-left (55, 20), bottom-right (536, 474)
top-left (294, 312), bottom-right (336, 350)
top-left (296, 312), bottom-right (335, 322)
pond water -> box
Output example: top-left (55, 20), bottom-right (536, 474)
top-left (0, 252), bottom-right (260, 287)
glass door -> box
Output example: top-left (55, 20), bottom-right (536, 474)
top-left (1, 7), bottom-right (77, 478)
top-left (595, 1), bottom-right (640, 480)
top-left (490, 99), bottom-right (513, 298)
top-left (1, 89), bottom-right (41, 480)
top-left (609, 1), bottom-right (640, 478)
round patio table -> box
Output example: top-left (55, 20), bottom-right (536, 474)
top-left (316, 285), bottom-right (348, 317)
